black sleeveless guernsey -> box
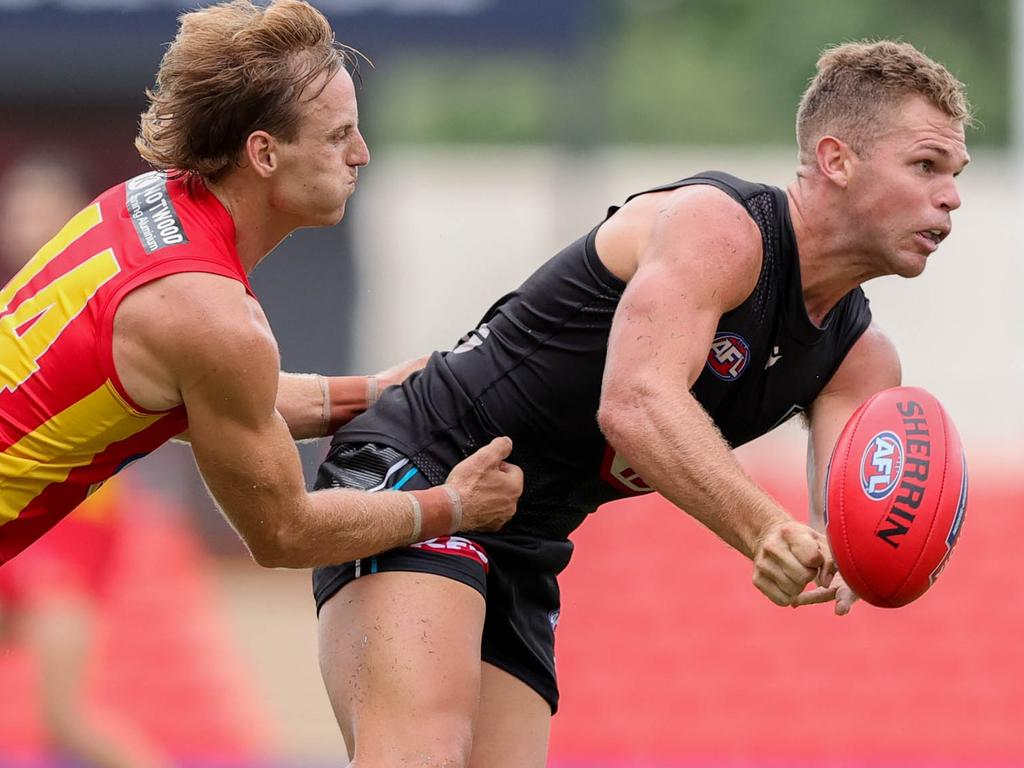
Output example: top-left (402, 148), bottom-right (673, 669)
top-left (335, 171), bottom-right (872, 539)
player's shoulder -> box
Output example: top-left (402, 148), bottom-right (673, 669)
top-left (121, 272), bottom-right (275, 365)
top-left (823, 321), bottom-right (901, 398)
top-left (846, 322), bottom-right (899, 365)
top-left (599, 180), bottom-right (761, 288)
top-left (655, 182), bottom-right (760, 246)
top-left (127, 269), bottom-right (249, 311)
top-left (646, 183), bottom-right (763, 302)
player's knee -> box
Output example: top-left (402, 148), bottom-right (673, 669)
top-left (352, 712), bottom-right (474, 768)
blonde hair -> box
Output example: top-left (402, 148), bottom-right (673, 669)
top-left (796, 40), bottom-right (972, 164)
top-left (136, 0), bottom-right (358, 180)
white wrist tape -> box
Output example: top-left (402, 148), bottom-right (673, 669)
top-left (317, 374), bottom-right (331, 437)
top-left (367, 375), bottom-right (380, 408)
top-left (408, 492), bottom-right (423, 543)
top-left (443, 485), bottom-right (463, 534)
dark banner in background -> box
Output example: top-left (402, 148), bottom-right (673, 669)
top-left (0, 0), bottom-right (587, 98)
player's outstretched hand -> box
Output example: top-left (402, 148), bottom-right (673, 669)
top-left (792, 570), bottom-right (860, 616)
top-left (752, 521), bottom-right (836, 607)
top-left (446, 437), bottom-right (523, 532)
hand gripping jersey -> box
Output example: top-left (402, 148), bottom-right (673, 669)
top-left (0, 172), bottom-right (252, 565)
top-left (335, 172), bottom-right (872, 540)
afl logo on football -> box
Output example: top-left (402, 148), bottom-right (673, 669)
top-left (860, 430), bottom-right (905, 501)
top-left (706, 332), bottom-right (750, 381)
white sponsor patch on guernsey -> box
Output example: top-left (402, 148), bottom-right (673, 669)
top-left (126, 172), bottom-right (188, 254)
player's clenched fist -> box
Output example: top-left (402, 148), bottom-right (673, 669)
top-left (446, 436), bottom-right (523, 532)
top-left (752, 521), bottom-right (836, 606)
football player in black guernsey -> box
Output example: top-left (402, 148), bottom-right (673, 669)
top-left (313, 40), bottom-right (971, 767)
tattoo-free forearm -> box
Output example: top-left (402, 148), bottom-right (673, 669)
top-left (599, 383), bottom-right (791, 559)
top-left (276, 372), bottom-right (377, 440)
top-left (241, 485), bottom-right (459, 568)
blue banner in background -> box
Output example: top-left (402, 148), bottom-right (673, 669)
top-left (0, 0), bottom-right (588, 97)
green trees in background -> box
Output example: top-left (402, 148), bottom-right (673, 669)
top-left (368, 0), bottom-right (1009, 146)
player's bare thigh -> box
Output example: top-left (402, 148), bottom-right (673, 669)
top-left (318, 570), bottom-right (486, 766)
top-left (470, 661), bottom-right (551, 768)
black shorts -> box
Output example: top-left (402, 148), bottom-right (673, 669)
top-left (312, 443), bottom-right (573, 713)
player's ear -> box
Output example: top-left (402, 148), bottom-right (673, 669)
top-left (815, 135), bottom-right (854, 189)
top-left (243, 131), bottom-right (277, 179)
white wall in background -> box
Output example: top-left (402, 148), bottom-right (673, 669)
top-left (350, 147), bottom-right (1022, 459)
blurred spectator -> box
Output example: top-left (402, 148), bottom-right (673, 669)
top-left (0, 152), bottom-right (170, 768)
top-left (0, 151), bottom-right (95, 282)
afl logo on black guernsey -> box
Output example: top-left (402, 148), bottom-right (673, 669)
top-left (706, 332), bottom-right (750, 381)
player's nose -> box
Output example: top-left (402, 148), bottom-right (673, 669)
top-left (936, 177), bottom-right (961, 212)
top-left (349, 129), bottom-right (370, 168)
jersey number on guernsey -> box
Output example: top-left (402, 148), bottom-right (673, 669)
top-left (0, 204), bottom-right (120, 394)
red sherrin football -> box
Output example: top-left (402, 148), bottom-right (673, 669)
top-left (824, 386), bottom-right (967, 608)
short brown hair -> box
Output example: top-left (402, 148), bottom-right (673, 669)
top-left (796, 40), bottom-right (972, 164)
top-left (136, 0), bottom-right (357, 180)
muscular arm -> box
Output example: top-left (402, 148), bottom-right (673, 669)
top-left (277, 355), bottom-right (428, 440)
top-left (805, 323), bottom-right (902, 532)
top-left (796, 323), bottom-right (901, 613)
top-left (175, 372), bottom-right (370, 443)
top-left (178, 359), bottom-right (427, 443)
top-left (190, 369), bottom-right (422, 566)
top-left (597, 186), bottom-right (831, 605)
top-left (275, 372), bottom-right (371, 440)
top-left (117, 273), bottom-right (517, 568)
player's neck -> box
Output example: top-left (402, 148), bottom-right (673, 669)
top-left (205, 174), bottom-right (294, 273)
top-left (787, 178), bottom-right (884, 326)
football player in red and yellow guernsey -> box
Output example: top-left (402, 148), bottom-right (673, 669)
top-left (0, 0), bottom-right (522, 568)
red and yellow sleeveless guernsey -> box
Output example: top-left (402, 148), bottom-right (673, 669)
top-left (0, 171), bottom-right (253, 565)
